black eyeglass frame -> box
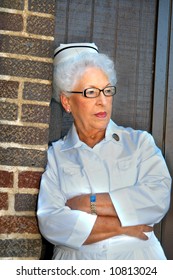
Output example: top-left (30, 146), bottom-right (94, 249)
top-left (67, 86), bottom-right (116, 98)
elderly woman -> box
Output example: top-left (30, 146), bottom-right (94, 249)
top-left (37, 43), bottom-right (171, 260)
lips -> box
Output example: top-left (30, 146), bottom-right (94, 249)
top-left (95, 112), bottom-right (107, 118)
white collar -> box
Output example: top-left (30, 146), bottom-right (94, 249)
top-left (61, 120), bottom-right (121, 151)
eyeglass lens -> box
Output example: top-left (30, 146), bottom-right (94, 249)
top-left (85, 86), bottom-right (116, 97)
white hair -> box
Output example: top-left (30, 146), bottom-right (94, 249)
top-left (53, 52), bottom-right (117, 102)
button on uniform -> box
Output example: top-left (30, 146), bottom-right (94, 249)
top-left (112, 133), bottom-right (120, 141)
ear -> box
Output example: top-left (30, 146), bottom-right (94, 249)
top-left (60, 94), bottom-right (71, 113)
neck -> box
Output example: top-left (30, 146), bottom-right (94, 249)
top-left (77, 128), bottom-right (106, 148)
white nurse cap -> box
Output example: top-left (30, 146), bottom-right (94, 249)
top-left (54, 42), bottom-right (99, 65)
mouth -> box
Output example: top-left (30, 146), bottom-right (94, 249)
top-left (95, 112), bottom-right (107, 118)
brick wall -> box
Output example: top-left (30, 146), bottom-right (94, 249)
top-left (0, 0), bottom-right (55, 259)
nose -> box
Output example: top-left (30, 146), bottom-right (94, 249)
top-left (96, 90), bottom-right (107, 105)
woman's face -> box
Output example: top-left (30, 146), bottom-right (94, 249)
top-left (61, 67), bottom-right (113, 138)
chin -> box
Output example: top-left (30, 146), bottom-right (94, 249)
top-left (95, 120), bottom-right (109, 130)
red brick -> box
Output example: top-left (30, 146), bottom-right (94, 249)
top-left (0, 170), bottom-right (13, 188)
top-left (27, 15), bottom-right (54, 36)
top-left (21, 104), bottom-right (50, 123)
top-left (0, 80), bottom-right (19, 99)
top-left (0, 0), bottom-right (24, 10)
top-left (0, 57), bottom-right (53, 80)
top-left (28, 0), bottom-right (55, 15)
top-left (0, 125), bottom-right (49, 145)
top-left (0, 102), bottom-right (18, 121)
top-left (23, 82), bottom-right (52, 102)
top-left (0, 12), bottom-right (23, 32)
top-left (0, 216), bottom-right (39, 234)
top-left (18, 171), bottom-right (42, 189)
top-left (0, 147), bottom-right (47, 168)
top-left (0, 34), bottom-right (53, 58)
top-left (0, 193), bottom-right (8, 210)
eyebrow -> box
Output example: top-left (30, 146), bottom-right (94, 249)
top-left (84, 83), bottom-right (111, 89)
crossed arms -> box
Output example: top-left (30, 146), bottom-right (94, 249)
top-left (66, 193), bottom-right (153, 245)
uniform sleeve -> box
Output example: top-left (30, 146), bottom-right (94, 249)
top-left (37, 146), bottom-right (97, 249)
top-left (110, 132), bottom-right (172, 226)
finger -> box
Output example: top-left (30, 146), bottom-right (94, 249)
top-left (142, 226), bottom-right (153, 232)
top-left (140, 232), bottom-right (149, 240)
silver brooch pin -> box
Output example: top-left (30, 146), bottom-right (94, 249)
top-left (112, 133), bottom-right (120, 141)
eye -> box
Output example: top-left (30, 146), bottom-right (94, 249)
top-left (104, 86), bottom-right (115, 95)
top-left (86, 88), bottom-right (95, 95)
top-left (104, 88), bottom-right (112, 94)
top-left (85, 88), bottom-right (97, 95)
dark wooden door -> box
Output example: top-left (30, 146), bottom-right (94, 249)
top-left (50, 0), bottom-right (173, 259)
top-left (152, 0), bottom-right (173, 260)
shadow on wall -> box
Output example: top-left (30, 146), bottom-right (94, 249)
top-left (40, 238), bottom-right (54, 260)
top-left (49, 98), bottom-right (74, 144)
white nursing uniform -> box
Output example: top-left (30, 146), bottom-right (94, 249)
top-left (37, 120), bottom-right (171, 259)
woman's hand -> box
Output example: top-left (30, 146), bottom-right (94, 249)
top-left (84, 216), bottom-right (153, 244)
top-left (122, 224), bottom-right (153, 240)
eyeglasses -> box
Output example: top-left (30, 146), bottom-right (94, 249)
top-left (67, 86), bottom-right (116, 98)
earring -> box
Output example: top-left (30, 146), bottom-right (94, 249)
top-left (67, 108), bottom-right (71, 113)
